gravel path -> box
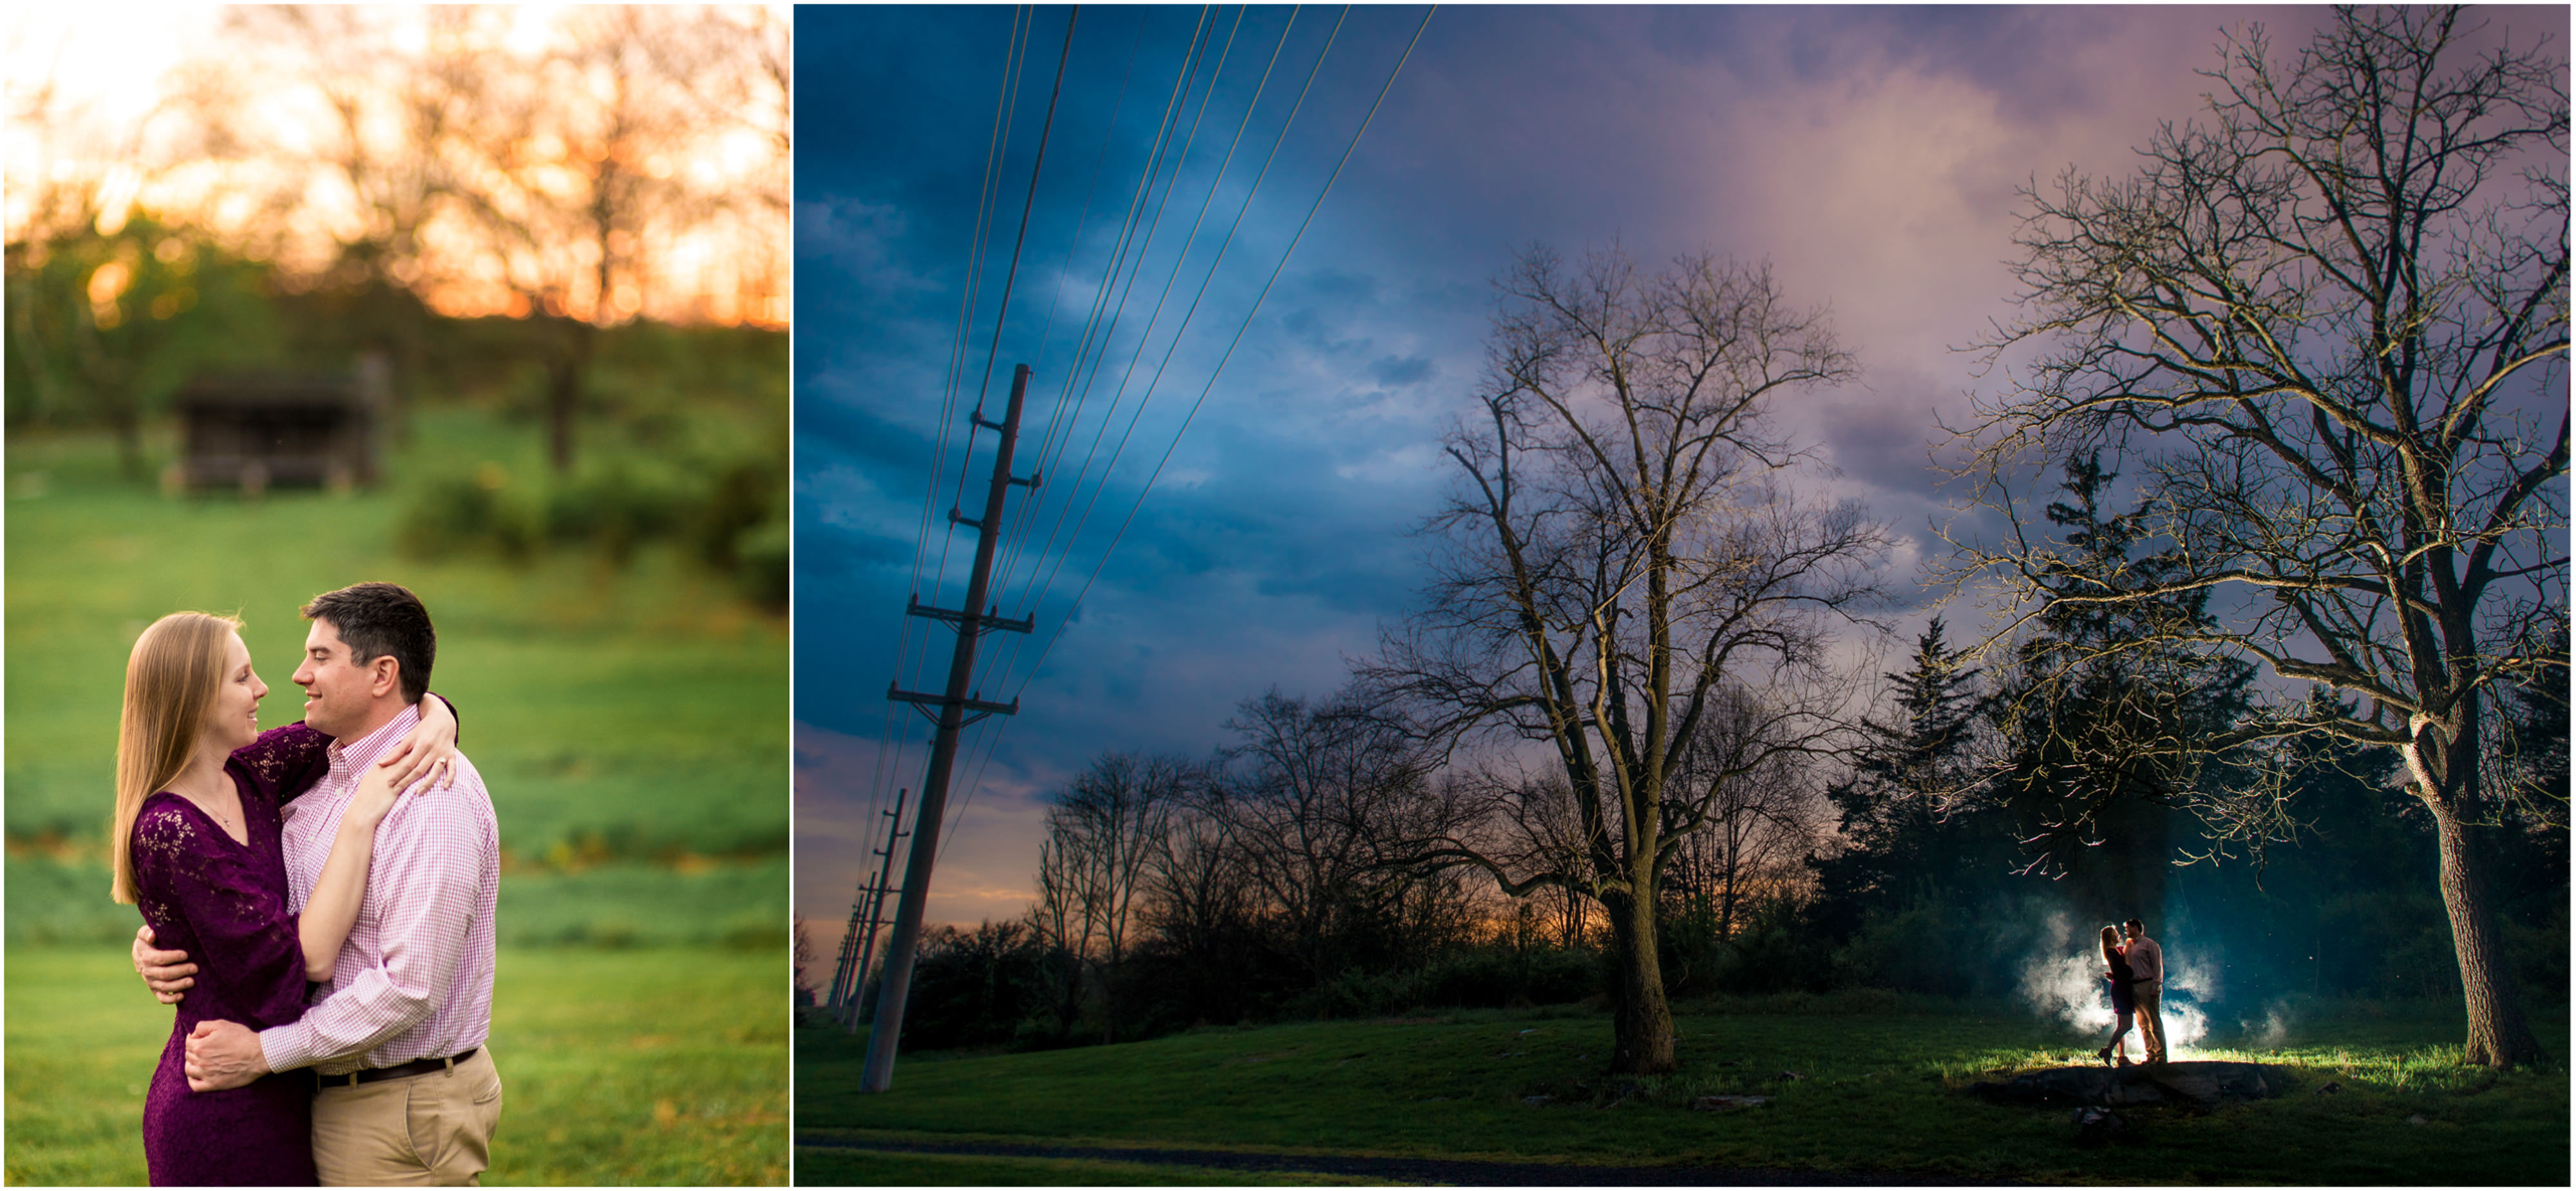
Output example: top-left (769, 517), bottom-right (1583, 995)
top-left (796, 1134), bottom-right (2018, 1185)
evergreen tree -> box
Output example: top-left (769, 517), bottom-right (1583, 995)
top-left (1990, 456), bottom-right (2257, 924)
top-left (1810, 617), bottom-right (2003, 939)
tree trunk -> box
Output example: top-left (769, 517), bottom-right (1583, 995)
top-left (1604, 887), bottom-right (1677, 1074)
top-left (546, 317), bottom-right (594, 474)
top-left (2423, 798), bottom-right (2541, 1068)
top-left (110, 399), bottom-right (143, 481)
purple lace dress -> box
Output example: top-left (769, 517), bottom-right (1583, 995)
top-left (132, 724), bottom-right (332, 1186)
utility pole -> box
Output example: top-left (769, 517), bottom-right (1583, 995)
top-left (866, 364), bottom-right (1037, 1091)
top-left (824, 892), bottom-right (864, 1013)
top-left (841, 789), bottom-right (911, 1031)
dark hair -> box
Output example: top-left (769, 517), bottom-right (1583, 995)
top-left (302, 583), bottom-right (435, 702)
top-left (2124, 918), bottom-right (2145, 932)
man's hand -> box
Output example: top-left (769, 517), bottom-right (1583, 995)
top-left (184, 1020), bottom-right (270, 1092)
top-left (133, 924), bottom-right (196, 1004)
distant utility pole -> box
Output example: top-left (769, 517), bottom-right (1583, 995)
top-left (824, 789), bottom-right (906, 1018)
top-left (866, 364), bottom-right (1038, 1091)
top-left (824, 890), bottom-right (865, 1013)
top-left (841, 789), bottom-right (911, 1031)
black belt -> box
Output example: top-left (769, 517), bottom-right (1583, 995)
top-left (312, 1047), bottom-right (478, 1089)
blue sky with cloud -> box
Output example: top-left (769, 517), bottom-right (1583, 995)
top-left (791, 5), bottom-right (2407, 936)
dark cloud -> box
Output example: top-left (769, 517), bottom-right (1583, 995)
top-left (1819, 366), bottom-right (1955, 500)
top-left (1368, 353), bottom-right (1435, 388)
top-left (793, 4), bottom-right (2371, 927)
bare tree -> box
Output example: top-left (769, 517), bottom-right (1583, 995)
top-left (1135, 791), bottom-right (1265, 1023)
top-left (1662, 685), bottom-right (1828, 946)
top-left (209, 6), bottom-right (480, 289)
top-left (1953, 7), bottom-right (2566, 1067)
top-left (1370, 245), bottom-right (1888, 1074)
top-left (1213, 688), bottom-right (1473, 984)
top-left (1454, 769), bottom-right (1602, 949)
top-left (790, 913), bottom-right (818, 1005)
top-left (193, 6), bottom-right (790, 472)
top-left (1028, 825), bottom-right (1097, 1039)
top-left (1028, 751), bottom-right (1188, 1042)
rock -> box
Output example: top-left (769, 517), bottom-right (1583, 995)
top-left (1777, 1070), bottom-right (1806, 1082)
top-left (1965, 1062), bottom-right (2283, 1109)
top-left (2072, 1106), bottom-right (2127, 1148)
top-left (2407, 1114), bottom-right (2427, 1126)
top-left (2314, 1081), bottom-right (2340, 1096)
top-left (1692, 1094), bottom-right (1770, 1112)
top-left (1522, 1094), bottom-right (1554, 1107)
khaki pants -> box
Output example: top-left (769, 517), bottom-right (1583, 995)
top-left (312, 1047), bottom-right (503, 1186)
top-left (2135, 984), bottom-right (2166, 1060)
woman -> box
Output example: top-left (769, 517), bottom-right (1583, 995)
top-left (2094, 924), bottom-right (2139, 1067)
top-left (110, 612), bottom-right (458, 1186)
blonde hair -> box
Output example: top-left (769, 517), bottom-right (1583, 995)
top-left (111, 612), bottom-right (241, 904)
top-left (2099, 924), bottom-right (2123, 963)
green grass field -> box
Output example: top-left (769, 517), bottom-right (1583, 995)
top-left (5, 413), bottom-right (784, 863)
top-left (6, 415), bottom-right (787, 1183)
top-left (795, 1002), bottom-right (2570, 1185)
top-left (9, 945), bottom-right (786, 1185)
top-left (794, 1147), bottom-right (1388, 1185)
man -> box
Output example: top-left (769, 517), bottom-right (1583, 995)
top-left (137, 583), bottom-right (502, 1186)
top-left (2123, 917), bottom-right (2166, 1066)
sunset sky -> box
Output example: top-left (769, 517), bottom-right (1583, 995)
top-left (5, 5), bottom-right (787, 327)
top-left (792, 5), bottom-right (2551, 941)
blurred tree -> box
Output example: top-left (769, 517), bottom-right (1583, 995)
top-left (180, 5), bottom-right (790, 472)
top-left (5, 217), bottom-right (283, 471)
top-left (198, 6), bottom-right (486, 431)
top-left (446, 6), bottom-right (786, 472)
top-left (1663, 689), bottom-right (1826, 938)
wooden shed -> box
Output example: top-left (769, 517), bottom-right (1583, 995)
top-left (169, 358), bottom-right (389, 494)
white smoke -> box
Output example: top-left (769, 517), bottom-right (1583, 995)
top-left (2018, 912), bottom-right (2209, 1055)
top-left (2239, 1000), bottom-right (2296, 1049)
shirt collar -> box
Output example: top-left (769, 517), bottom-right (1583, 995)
top-left (327, 702), bottom-right (423, 780)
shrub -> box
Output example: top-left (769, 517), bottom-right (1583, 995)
top-left (896, 921), bottom-right (1052, 1051)
top-left (544, 463), bottom-right (688, 562)
top-left (398, 471), bottom-right (538, 561)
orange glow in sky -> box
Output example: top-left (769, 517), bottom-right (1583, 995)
top-left (5, 5), bottom-right (788, 330)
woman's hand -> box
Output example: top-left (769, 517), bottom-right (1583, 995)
top-left (345, 756), bottom-right (415, 830)
top-left (374, 693), bottom-right (459, 794)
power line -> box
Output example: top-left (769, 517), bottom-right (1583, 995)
top-left (927, 4), bottom-right (1041, 618)
top-left (866, 3), bottom-right (1034, 855)
top-left (1002, 5), bottom-right (1434, 713)
top-left (934, 8), bottom-right (1329, 855)
top-left (985, 6), bottom-right (1310, 645)
top-left (987, 6), bottom-right (1251, 603)
top-left (943, 6), bottom-right (1437, 859)
top-left (965, 6), bottom-right (1083, 429)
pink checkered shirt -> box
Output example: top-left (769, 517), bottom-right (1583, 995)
top-left (259, 702), bottom-right (500, 1076)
